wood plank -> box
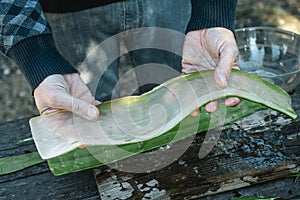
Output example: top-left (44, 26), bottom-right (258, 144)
top-left (0, 117), bottom-right (100, 199)
top-left (95, 120), bottom-right (300, 199)
top-left (0, 117), bottom-right (33, 151)
top-left (94, 109), bottom-right (300, 199)
top-left (1, 85), bottom-right (299, 199)
top-left (0, 169), bottom-right (99, 199)
top-left (0, 117), bottom-right (49, 183)
top-left (197, 177), bottom-right (300, 200)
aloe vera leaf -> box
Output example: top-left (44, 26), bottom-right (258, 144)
top-left (0, 70), bottom-right (295, 176)
top-left (16, 137), bottom-right (33, 144)
top-left (47, 100), bottom-right (267, 176)
top-left (0, 152), bottom-right (44, 175)
top-left (30, 69), bottom-right (296, 162)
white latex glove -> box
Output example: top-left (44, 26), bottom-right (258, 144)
top-left (34, 73), bottom-right (100, 120)
top-left (182, 27), bottom-right (241, 115)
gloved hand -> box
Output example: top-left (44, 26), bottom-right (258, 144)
top-left (34, 73), bottom-right (100, 120)
top-left (182, 27), bottom-right (241, 115)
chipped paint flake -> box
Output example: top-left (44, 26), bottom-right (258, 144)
top-left (142, 188), bottom-right (168, 200)
top-left (203, 178), bottom-right (250, 196)
top-left (99, 180), bottom-right (134, 200)
top-left (137, 183), bottom-right (151, 192)
top-left (243, 176), bottom-right (258, 183)
top-left (146, 179), bottom-right (158, 187)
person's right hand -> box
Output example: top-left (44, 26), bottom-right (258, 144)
top-left (34, 73), bottom-right (100, 120)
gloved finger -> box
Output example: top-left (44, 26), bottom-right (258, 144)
top-left (41, 107), bottom-right (61, 116)
top-left (52, 91), bottom-right (100, 120)
top-left (182, 63), bottom-right (199, 74)
top-left (182, 32), bottom-right (216, 74)
top-left (78, 145), bottom-right (87, 149)
top-left (93, 100), bottom-right (102, 106)
top-left (205, 100), bottom-right (219, 113)
top-left (68, 95), bottom-right (100, 120)
top-left (65, 73), bottom-right (97, 103)
top-left (225, 97), bottom-right (241, 107)
top-left (232, 62), bottom-right (240, 70)
top-left (214, 45), bottom-right (239, 89)
top-left (182, 62), bottom-right (213, 74)
top-left (191, 109), bottom-right (200, 117)
top-left (62, 74), bottom-right (100, 120)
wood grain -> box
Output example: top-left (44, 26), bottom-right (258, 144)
top-left (94, 88), bottom-right (300, 199)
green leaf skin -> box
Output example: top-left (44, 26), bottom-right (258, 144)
top-left (0, 152), bottom-right (45, 175)
top-left (30, 70), bottom-right (297, 175)
top-left (48, 100), bottom-right (267, 175)
top-left (0, 70), bottom-right (296, 176)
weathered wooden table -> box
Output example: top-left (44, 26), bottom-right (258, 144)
top-left (1, 86), bottom-right (300, 199)
top-left (93, 85), bottom-right (300, 199)
top-left (0, 117), bottom-right (99, 199)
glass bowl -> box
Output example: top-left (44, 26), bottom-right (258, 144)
top-left (235, 27), bottom-right (300, 92)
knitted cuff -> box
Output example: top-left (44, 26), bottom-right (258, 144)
top-left (7, 34), bottom-right (78, 91)
top-left (186, 0), bottom-right (237, 33)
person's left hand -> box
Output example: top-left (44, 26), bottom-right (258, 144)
top-left (182, 27), bottom-right (241, 115)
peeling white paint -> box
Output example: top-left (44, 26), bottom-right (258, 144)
top-left (193, 167), bottom-right (199, 174)
top-left (146, 179), bottom-right (158, 187)
top-left (99, 181), bottom-right (134, 200)
top-left (178, 159), bottom-right (187, 166)
top-left (142, 188), bottom-right (168, 200)
top-left (243, 176), bottom-right (258, 183)
top-left (121, 175), bottom-right (132, 182)
top-left (203, 178), bottom-right (250, 196)
top-left (137, 183), bottom-right (151, 192)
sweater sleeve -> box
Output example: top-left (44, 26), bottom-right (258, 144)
top-left (186, 0), bottom-right (237, 33)
top-left (0, 0), bottom-right (77, 91)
